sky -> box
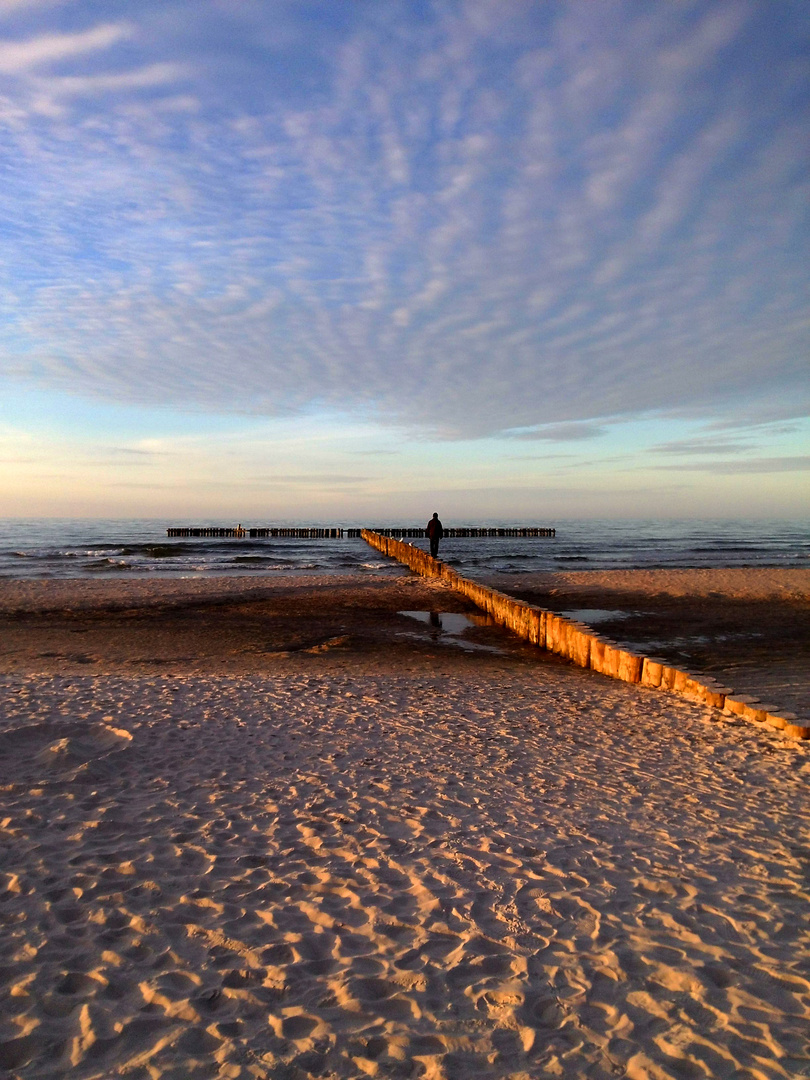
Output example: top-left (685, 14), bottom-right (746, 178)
top-left (0, 0), bottom-right (808, 521)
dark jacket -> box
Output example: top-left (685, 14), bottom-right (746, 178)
top-left (426, 517), bottom-right (443, 539)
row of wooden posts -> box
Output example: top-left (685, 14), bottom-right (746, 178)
top-left (248, 528), bottom-right (343, 538)
top-left (166, 526), bottom-right (555, 539)
top-left (365, 527), bottom-right (556, 538)
top-left (166, 527), bottom-right (345, 538)
top-left (361, 529), bottom-right (809, 741)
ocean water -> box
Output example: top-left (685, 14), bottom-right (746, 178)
top-left (0, 518), bottom-right (806, 580)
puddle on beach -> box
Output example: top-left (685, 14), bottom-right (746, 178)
top-left (397, 611), bottom-right (504, 653)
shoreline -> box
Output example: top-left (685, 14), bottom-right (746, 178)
top-left (1, 564), bottom-right (807, 608)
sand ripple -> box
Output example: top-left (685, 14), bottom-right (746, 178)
top-left (0, 668), bottom-right (808, 1078)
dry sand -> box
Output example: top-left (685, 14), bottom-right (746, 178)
top-left (1, 572), bottom-right (809, 1079)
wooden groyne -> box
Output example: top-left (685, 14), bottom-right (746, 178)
top-left (248, 527), bottom-right (343, 538)
top-left (363, 527), bottom-right (555, 538)
top-left (167, 526), bottom-right (554, 539)
top-left (361, 529), bottom-right (809, 741)
top-left (167, 527), bottom-right (344, 538)
top-left (167, 527), bottom-right (246, 538)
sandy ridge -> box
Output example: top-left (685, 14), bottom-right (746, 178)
top-left (485, 567), bottom-right (810, 602)
top-left (0, 573), bottom-right (404, 615)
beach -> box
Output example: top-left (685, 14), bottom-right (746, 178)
top-left (1, 571), bottom-right (809, 1078)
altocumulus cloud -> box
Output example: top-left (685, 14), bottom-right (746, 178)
top-left (0, 0), bottom-right (807, 438)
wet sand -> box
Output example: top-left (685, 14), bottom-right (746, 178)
top-left (0, 574), bottom-right (479, 678)
top-left (0, 572), bottom-right (808, 1079)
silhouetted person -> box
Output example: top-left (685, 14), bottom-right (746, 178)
top-left (426, 512), bottom-right (443, 558)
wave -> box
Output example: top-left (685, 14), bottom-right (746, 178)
top-left (119, 544), bottom-right (186, 558)
top-left (83, 559), bottom-right (135, 572)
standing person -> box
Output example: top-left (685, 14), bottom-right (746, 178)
top-left (426, 512), bottom-right (443, 558)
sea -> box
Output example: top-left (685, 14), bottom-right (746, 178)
top-left (0, 519), bottom-right (806, 580)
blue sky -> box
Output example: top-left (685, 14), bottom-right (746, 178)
top-left (0, 0), bottom-right (807, 519)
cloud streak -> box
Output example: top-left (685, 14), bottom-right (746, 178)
top-left (650, 437), bottom-right (755, 456)
top-left (0, 0), bottom-right (807, 441)
top-left (506, 422), bottom-right (608, 442)
top-left (0, 23), bottom-right (128, 72)
top-left (652, 456), bottom-right (810, 475)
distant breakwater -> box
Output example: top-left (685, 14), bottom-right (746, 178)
top-left (167, 527), bottom-right (344, 538)
top-left (166, 526), bottom-right (555, 539)
top-left (361, 529), bottom-right (809, 741)
top-left (362, 527), bottom-right (555, 538)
